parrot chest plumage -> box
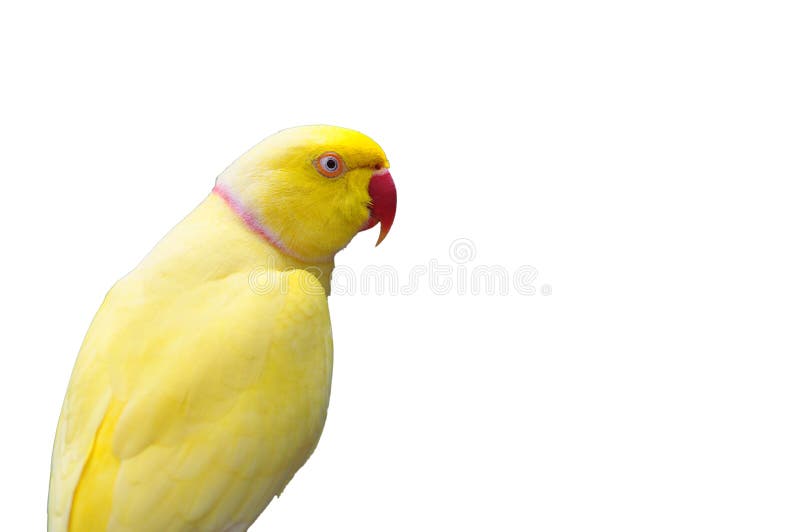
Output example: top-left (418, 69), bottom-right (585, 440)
top-left (48, 194), bottom-right (335, 532)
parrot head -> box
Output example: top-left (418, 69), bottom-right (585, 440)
top-left (215, 125), bottom-right (396, 263)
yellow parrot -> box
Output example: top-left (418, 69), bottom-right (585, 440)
top-left (48, 125), bottom-right (397, 531)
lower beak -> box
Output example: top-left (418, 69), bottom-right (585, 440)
top-left (362, 169), bottom-right (397, 246)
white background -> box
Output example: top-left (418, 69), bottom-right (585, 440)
top-left (1, 1), bottom-right (799, 530)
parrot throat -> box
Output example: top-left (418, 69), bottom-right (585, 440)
top-left (212, 183), bottom-right (334, 266)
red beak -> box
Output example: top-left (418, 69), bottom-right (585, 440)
top-left (362, 169), bottom-right (397, 246)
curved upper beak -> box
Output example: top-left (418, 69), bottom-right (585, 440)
top-left (362, 169), bottom-right (397, 246)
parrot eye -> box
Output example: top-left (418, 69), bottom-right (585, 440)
top-left (315, 152), bottom-right (345, 178)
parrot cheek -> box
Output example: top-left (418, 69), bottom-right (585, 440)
top-left (361, 169), bottom-right (396, 246)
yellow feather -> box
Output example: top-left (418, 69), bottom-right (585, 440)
top-left (49, 195), bottom-right (333, 531)
top-left (69, 400), bottom-right (123, 530)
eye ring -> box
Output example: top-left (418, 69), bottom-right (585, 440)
top-left (315, 152), bottom-right (346, 178)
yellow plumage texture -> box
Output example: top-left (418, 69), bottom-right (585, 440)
top-left (48, 126), bottom-right (393, 531)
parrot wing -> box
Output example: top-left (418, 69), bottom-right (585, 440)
top-left (48, 268), bottom-right (332, 532)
